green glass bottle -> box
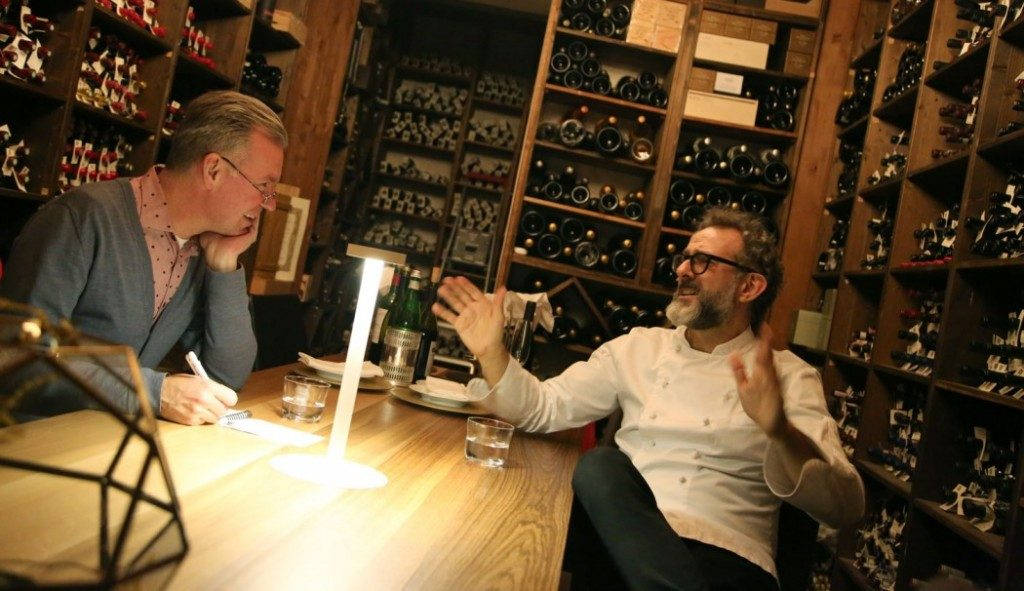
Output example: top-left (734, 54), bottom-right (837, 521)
top-left (413, 267), bottom-right (442, 382)
top-left (368, 266), bottom-right (405, 364)
top-left (381, 269), bottom-right (424, 385)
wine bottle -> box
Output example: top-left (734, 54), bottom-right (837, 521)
top-left (762, 159), bottom-right (790, 187)
top-left (605, 299), bottom-right (637, 334)
top-left (569, 181), bottom-right (591, 206)
top-left (560, 216), bottom-right (586, 244)
top-left (381, 269), bottom-right (424, 385)
top-left (740, 191), bottom-right (767, 214)
top-left (520, 209), bottom-right (546, 236)
top-left (537, 233), bottom-right (563, 259)
top-left (413, 267), bottom-right (442, 382)
top-left (595, 115), bottom-right (625, 157)
top-left (629, 115), bottom-right (654, 163)
top-left (574, 239), bottom-right (602, 268)
top-left (692, 137), bottom-right (724, 175)
top-left (552, 306), bottom-right (581, 342)
top-left (368, 266), bottom-right (405, 365)
top-left (559, 104), bottom-right (589, 146)
top-left (598, 184), bottom-right (619, 212)
top-left (726, 144), bottom-right (756, 180)
top-left (669, 178), bottom-right (695, 206)
top-left (622, 190), bottom-right (644, 220)
top-left (616, 76), bottom-right (641, 102)
top-left (706, 186), bottom-right (732, 208)
top-left (609, 235), bottom-right (637, 276)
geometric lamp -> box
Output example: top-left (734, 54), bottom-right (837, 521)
top-left (0, 299), bottom-right (188, 588)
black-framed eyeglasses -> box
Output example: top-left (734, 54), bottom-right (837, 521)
top-left (219, 154), bottom-right (277, 206)
top-left (672, 251), bottom-right (759, 275)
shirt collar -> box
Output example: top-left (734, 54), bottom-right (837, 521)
top-left (674, 326), bottom-right (757, 357)
top-left (135, 166), bottom-right (200, 255)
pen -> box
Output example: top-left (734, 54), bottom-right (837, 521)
top-left (185, 350), bottom-right (210, 381)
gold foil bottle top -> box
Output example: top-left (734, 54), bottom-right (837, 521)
top-left (666, 243), bottom-right (677, 254)
top-left (524, 237), bottom-right (535, 248)
top-left (585, 229), bottom-right (596, 240)
top-left (548, 222), bottom-right (558, 232)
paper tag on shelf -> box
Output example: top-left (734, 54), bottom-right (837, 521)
top-left (714, 72), bottom-right (744, 96)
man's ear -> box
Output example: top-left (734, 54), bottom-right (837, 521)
top-left (738, 273), bottom-right (767, 304)
top-left (200, 153), bottom-right (221, 190)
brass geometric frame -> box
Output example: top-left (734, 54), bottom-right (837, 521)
top-left (0, 299), bottom-right (188, 588)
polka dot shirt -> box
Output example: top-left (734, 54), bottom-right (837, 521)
top-left (130, 166), bottom-right (199, 321)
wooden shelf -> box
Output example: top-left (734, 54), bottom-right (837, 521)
top-left (830, 352), bottom-right (871, 369)
top-left (1000, 13), bottom-right (1024, 46)
top-left (357, 241), bottom-right (436, 262)
top-left (0, 76), bottom-right (65, 103)
top-left (472, 97), bottom-right (524, 114)
top-left (703, 1), bottom-right (821, 27)
top-left (824, 194), bottom-right (855, 214)
top-left (670, 170), bottom-right (788, 198)
top-left (250, 17), bottom-right (302, 52)
top-left (463, 140), bottom-right (515, 157)
top-left (0, 188), bottom-right (48, 203)
top-left (91, 4), bottom-right (174, 55)
top-left (660, 226), bottom-right (693, 239)
top-left (872, 84), bottom-right (919, 127)
top-left (690, 58), bottom-right (809, 85)
top-left (977, 127), bottom-right (1024, 166)
top-left (888, 0), bottom-right (934, 41)
top-left (191, 0), bottom-right (252, 19)
top-left (680, 116), bottom-right (798, 144)
top-left (889, 263), bottom-right (950, 278)
top-left (837, 115), bottom-right (869, 141)
top-left (836, 557), bottom-right (874, 591)
top-left (914, 499), bottom-right (1003, 559)
top-left (858, 175), bottom-right (903, 203)
top-left (72, 100), bottom-right (155, 136)
top-left (391, 102), bottom-right (463, 120)
top-left (367, 207), bottom-right (443, 226)
top-left (511, 253), bottom-right (652, 294)
top-left (934, 379), bottom-right (1024, 412)
top-left (535, 334), bottom-right (595, 357)
top-left (856, 458), bottom-right (912, 499)
top-left (851, 38), bottom-right (883, 69)
top-left (394, 64), bottom-right (473, 87)
top-left (553, 27), bottom-right (678, 58)
top-left (523, 195), bottom-right (646, 229)
top-left (382, 137), bottom-right (455, 159)
top-left (906, 153), bottom-right (969, 200)
top-left (845, 268), bottom-right (886, 280)
top-left (176, 52), bottom-right (236, 90)
top-left (924, 39), bottom-right (991, 98)
top-left (812, 271), bottom-right (840, 285)
top-left (873, 363), bottom-right (932, 385)
top-left (456, 181), bottom-right (506, 197)
top-left (376, 173), bottom-right (449, 193)
top-left (532, 140), bottom-right (657, 175)
top-left (788, 342), bottom-right (828, 364)
top-left (956, 257), bottom-right (1024, 272)
top-left (544, 83), bottom-right (668, 116)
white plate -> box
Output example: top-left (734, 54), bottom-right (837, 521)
top-left (408, 383), bottom-right (470, 407)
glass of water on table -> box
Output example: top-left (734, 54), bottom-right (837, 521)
top-left (465, 416), bottom-right (515, 468)
top-left (281, 374), bottom-right (333, 422)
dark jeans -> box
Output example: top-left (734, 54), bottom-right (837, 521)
top-left (564, 447), bottom-right (778, 591)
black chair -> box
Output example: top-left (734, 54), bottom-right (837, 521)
top-left (251, 294), bottom-right (309, 369)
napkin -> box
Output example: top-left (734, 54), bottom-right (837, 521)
top-left (422, 376), bottom-right (470, 401)
top-left (298, 352), bottom-right (384, 379)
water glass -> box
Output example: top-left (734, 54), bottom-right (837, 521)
top-left (281, 374), bottom-right (332, 422)
top-left (465, 416), bottom-right (514, 468)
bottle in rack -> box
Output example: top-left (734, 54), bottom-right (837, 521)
top-left (629, 115), bottom-right (654, 163)
top-left (608, 234), bottom-right (637, 277)
top-left (725, 144), bottom-right (757, 181)
top-left (692, 137), bottom-right (725, 176)
top-left (594, 115), bottom-right (625, 157)
top-left (559, 104), bottom-right (589, 147)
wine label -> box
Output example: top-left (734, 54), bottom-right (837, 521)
top-left (369, 307), bottom-right (387, 343)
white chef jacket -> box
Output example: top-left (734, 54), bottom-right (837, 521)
top-left (468, 325), bottom-right (864, 578)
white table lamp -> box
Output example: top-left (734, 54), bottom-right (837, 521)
top-left (270, 244), bottom-right (406, 489)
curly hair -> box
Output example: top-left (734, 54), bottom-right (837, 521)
top-left (696, 207), bottom-right (783, 332)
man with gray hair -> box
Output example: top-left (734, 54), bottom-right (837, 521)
top-left (433, 208), bottom-right (864, 590)
top-left (1, 91), bottom-right (286, 425)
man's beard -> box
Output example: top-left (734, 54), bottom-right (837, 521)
top-left (665, 279), bottom-right (738, 329)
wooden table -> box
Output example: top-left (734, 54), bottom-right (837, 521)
top-left (0, 362), bottom-right (582, 590)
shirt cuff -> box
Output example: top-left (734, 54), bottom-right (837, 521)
top-left (466, 356), bottom-right (520, 401)
top-left (762, 418), bottom-right (833, 499)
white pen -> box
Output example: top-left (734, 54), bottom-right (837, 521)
top-left (185, 350), bottom-right (210, 381)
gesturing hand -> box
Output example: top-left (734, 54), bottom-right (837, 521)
top-left (728, 323), bottom-right (788, 439)
top-left (433, 276), bottom-right (509, 382)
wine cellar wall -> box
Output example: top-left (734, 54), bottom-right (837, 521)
top-left (801, 1), bottom-right (1024, 589)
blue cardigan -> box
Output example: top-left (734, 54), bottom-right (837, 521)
top-left (1, 178), bottom-right (257, 418)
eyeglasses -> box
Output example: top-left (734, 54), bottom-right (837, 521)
top-left (219, 154), bottom-right (276, 206)
top-left (672, 251), bottom-right (759, 275)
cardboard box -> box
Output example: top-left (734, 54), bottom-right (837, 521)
top-left (688, 67), bottom-right (717, 92)
top-left (750, 19), bottom-right (778, 44)
top-left (714, 71), bottom-right (744, 95)
top-left (764, 0), bottom-right (823, 19)
top-left (788, 28), bottom-right (817, 54)
top-left (271, 10), bottom-right (307, 46)
top-left (683, 90), bottom-right (759, 127)
top-left (695, 32), bottom-right (769, 69)
top-left (627, 0), bottom-right (686, 54)
top-left (791, 309), bottom-right (828, 350)
top-left (784, 50), bottom-right (813, 76)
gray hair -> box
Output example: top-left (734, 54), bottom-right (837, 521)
top-left (696, 207), bottom-right (783, 332)
top-left (165, 91), bottom-right (287, 170)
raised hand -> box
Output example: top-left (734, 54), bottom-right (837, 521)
top-left (728, 323), bottom-right (787, 439)
top-left (433, 276), bottom-right (510, 383)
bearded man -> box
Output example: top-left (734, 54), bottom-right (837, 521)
top-left (432, 207), bottom-right (864, 591)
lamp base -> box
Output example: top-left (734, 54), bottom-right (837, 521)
top-left (269, 454), bottom-right (387, 489)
